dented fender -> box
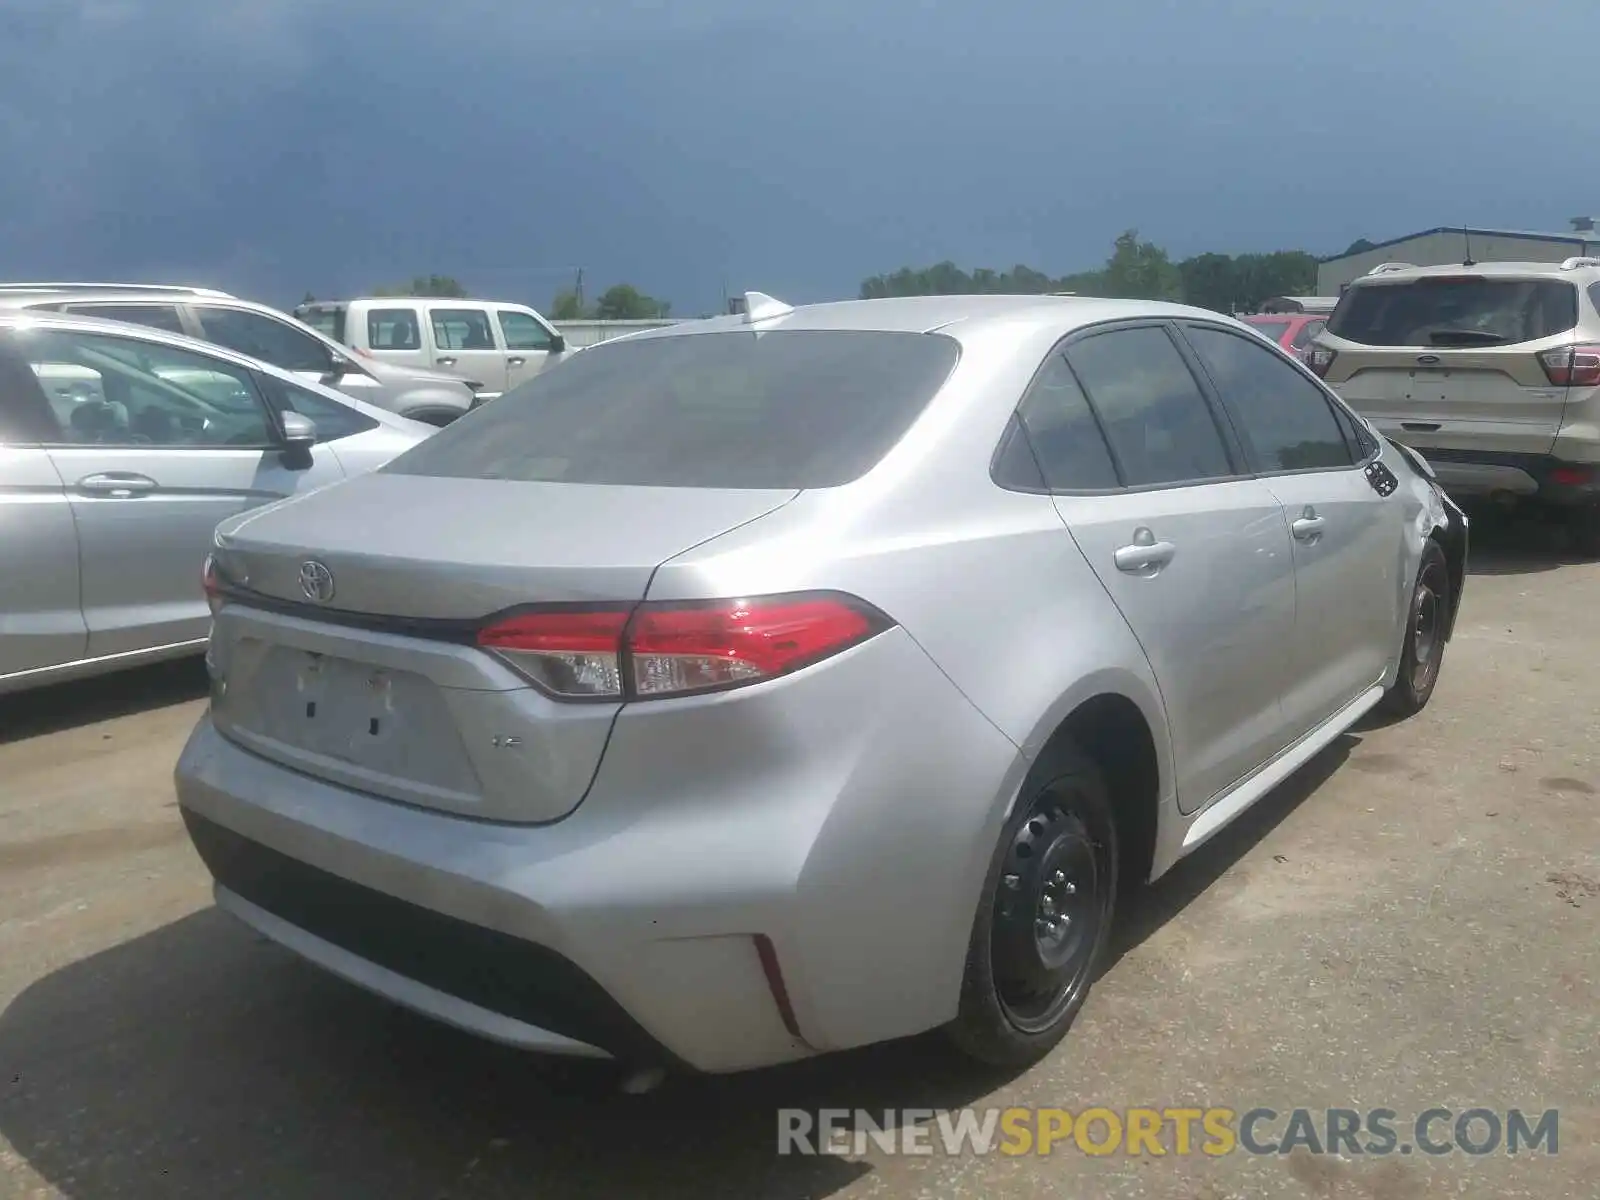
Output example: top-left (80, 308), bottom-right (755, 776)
top-left (1385, 437), bottom-right (1469, 642)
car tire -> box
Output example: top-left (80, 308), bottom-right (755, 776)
top-left (945, 744), bottom-right (1119, 1069)
top-left (1567, 506), bottom-right (1600, 558)
top-left (1378, 540), bottom-right (1451, 719)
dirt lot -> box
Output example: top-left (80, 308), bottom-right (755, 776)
top-left (1, 515), bottom-right (1596, 1200)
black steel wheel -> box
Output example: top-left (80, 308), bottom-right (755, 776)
top-left (947, 744), bottom-right (1118, 1067)
top-left (1379, 540), bottom-right (1451, 718)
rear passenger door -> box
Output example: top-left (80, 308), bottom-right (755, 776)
top-left (1180, 323), bottom-right (1401, 739)
top-left (0, 338), bottom-right (86, 680)
top-left (1033, 324), bottom-right (1299, 813)
top-left (426, 304), bottom-right (508, 396)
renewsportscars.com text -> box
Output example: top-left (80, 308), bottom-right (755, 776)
top-left (778, 1106), bottom-right (1559, 1158)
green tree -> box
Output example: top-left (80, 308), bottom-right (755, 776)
top-left (549, 289), bottom-right (589, 320)
top-left (372, 274), bottom-right (469, 298)
top-left (1098, 230), bottom-right (1183, 301)
top-left (1344, 238), bottom-right (1377, 256)
top-left (594, 283), bottom-right (669, 319)
top-left (1177, 252), bottom-right (1236, 313)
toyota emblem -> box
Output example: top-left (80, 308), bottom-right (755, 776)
top-left (298, 560), bottom-right (336, 603)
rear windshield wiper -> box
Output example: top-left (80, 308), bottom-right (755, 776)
top-left (1427, 329), bottom-right (1510, 347)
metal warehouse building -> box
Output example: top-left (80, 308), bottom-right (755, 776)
top-left (1316, 219), bottom-right (1600, 295)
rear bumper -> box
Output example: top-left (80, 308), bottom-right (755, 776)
top-left (1413, 449), bottom-right (1600, 505)
top-left (173, 627), bottom-right (1024, 1073)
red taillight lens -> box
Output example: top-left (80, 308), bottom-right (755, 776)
top-left (476, 593), bottom-right (893, 702)
top-left (628, 595), bottom-right (885, 698)
top-left (477, 608), bottom-right (631, 699)
top-left (202, 553), bottom-right (223, 616)
top-left (1307, 345), bottom-right (1337, 378)
top-left (1549, 464), bottom-right (1595, 486)
top-left (1538, 343), bottom-right (1600, 388)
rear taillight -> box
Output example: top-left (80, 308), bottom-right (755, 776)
top-left (475, 593), bottom-right (893, 702)
top-left (202, 553), bottom-right (223, 616)
top-left (1307, 345), bottom-right (1337, 378)
top-left (477, 608), bottom-right (631, 699)
top-left (1538, 343), bottom-right (1600, 388)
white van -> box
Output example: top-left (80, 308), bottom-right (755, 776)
top-left (294, 298), bottom-right (573, 400)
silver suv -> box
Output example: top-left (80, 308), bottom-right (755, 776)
top-left (1311, 258), bottom-right (1600, 552)
top-left (0, 284), bottom-right (476, 426)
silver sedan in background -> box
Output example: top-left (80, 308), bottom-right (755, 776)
top-left (0, 311), bottom-right (432, 696)
top-left (176, 292), bottom-right (1466, 1076)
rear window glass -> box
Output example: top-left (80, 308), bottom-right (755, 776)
top-left (297, 307), bottom-right (346, 343)
top-left (382, 330), bottom-right (961, 489)
top-left (1244, 320), bottom-right (1291, 344)
top-left (1328, 277), bottom-right (1578, 347)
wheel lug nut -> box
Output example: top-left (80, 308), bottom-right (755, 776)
top-left (1052, 870), bottom-right (1066, 885)
top-left (1062, 882), bottom-right (1077, 895)
top-left (1041, 896), bottom-right (1056, 916)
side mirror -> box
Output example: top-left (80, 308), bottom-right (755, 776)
top-left (549, 333), bottom-right (567, 353)
top-left (278, 410), bottom-right (317, 468)
top-left (328, 350), bottom-right (362, 377)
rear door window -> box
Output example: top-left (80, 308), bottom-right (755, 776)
top-left (1008, 352), bottom-right (1120, 490)
top-left (298, 307), bottom-right (347, 343)
top-left (383, 330), bottom-right (960, 489)
top-left (1063, 326), bottom-right (1235, 487)
top-left (367, 308), bottom-right (422, 350)
top-left (1328, 277), bottom-right (1578, 347)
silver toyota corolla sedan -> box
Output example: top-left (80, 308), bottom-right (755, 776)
top-left (175, 292), bottom-right (1467, 1075)
top-left (0, 311), bottom-right (433, 696)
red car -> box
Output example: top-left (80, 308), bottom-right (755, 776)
top-left (1241, 313), bottom-right (1327, 363)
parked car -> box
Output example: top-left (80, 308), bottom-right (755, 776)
top-left (176, 291), bottom-right (1466, 1076)
top-left (1309, 256), bottom-right (1600, 553)
top-left (1242, 312), bottom-right (1327, 363)
top-left (0, 284), bottom-right (476, 426)
top-left (0, 311), bottom-right (433, 696)
top-left (294, 296), bottom-right (575, 399)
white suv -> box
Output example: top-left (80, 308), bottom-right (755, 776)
top-left (294, 297), bottom-right (577, 400)
top-left (1310, 257), bottom-right (1600, 552)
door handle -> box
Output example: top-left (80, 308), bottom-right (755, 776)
top-left (436, 356), bottom-right (457, 367)
top-left (1291, 509), bottom-right (1327, 541)
top-left (507, 356), bottom-right (525, 367)
top-left (76, 472), bottom-right (157, 498)
top-left (1401, 421), bottom-right (1441, 432)
top-left (1114, 529), bottom-right (1177, 574)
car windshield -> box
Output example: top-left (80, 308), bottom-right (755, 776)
top-left (1328, 277), bottom-right (1578, 347)
top-left (382, 329), bottom-right (961, 489)
top-left (1245, 320), bottom-right (1291, 343)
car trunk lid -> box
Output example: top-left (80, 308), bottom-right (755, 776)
top-left (207, 473), bottom-right (797, 822)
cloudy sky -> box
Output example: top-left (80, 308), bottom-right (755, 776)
top-left (1, 0), bottom-right (1596, 315)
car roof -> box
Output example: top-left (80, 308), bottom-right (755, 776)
top-left (1351, 260), bottom-right (1600, 285)
top-left (0, 287), bottom-right (254, 309)
top-left (613, 294), bottom-right (1240, 344)
top-left (0, 309), bottom-right (404, 426)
